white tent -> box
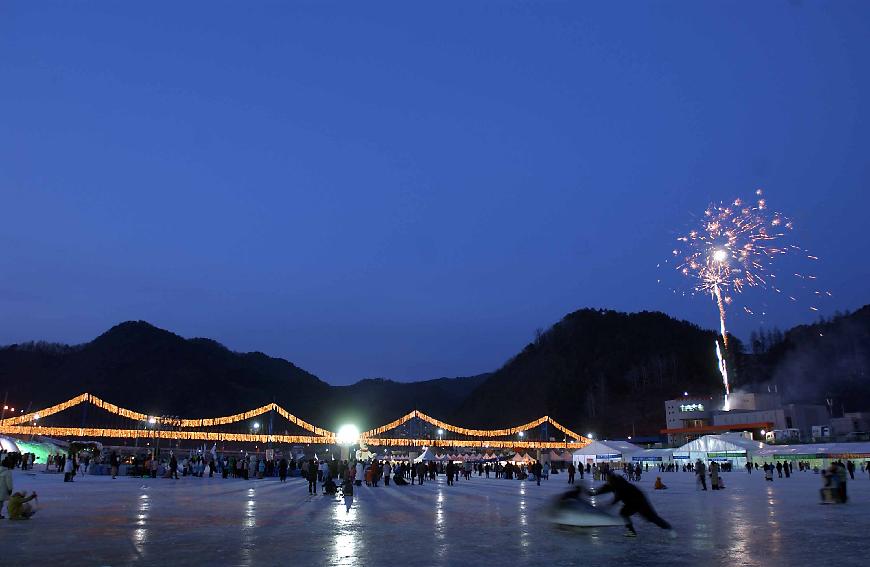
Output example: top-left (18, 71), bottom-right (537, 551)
top-left (414, 447), bottom-right (440, 463)
top-left (509, 452), bottom-right (526, 463)
top-left (630, 448), bottom-right (674, 464)
top-left (755, 442), bottom-right (870, 465)
top-left (572, 440), bottom-right (642, 464)
top-left (0, 435), bottom-right (20, 454)
top-left (674, 434), bottom-right (767, 467)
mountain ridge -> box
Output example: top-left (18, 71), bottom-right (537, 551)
top-left (2, 306), bottom-right (868, 436)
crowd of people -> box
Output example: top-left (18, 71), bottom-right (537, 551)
top-left (2, 443), bottom-right (870, 521)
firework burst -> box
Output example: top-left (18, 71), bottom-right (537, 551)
top-left (669, 189), bottom-right (825, 409)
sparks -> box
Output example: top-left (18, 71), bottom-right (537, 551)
top-left (670, 189), bottom-right (825, 409)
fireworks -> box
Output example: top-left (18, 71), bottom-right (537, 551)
top-left (670, 189), bottom-right (824, 409)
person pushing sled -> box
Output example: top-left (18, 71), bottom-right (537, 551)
top-left (551, 471), bottom-right (674, 538)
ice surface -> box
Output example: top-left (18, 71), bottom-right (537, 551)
top-left (1, 467), bottom-right (868, 566)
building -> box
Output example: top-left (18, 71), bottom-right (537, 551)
top-left (830, 412), bottom-right (870, 440)
top-left (712, 404), bottom-right (829, 442)
top-left (664, 396), bottom-right (715, 432)
top-left (662, 392), bottom-right (827, 445)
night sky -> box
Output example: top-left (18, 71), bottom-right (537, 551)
top-left (2, 2), bottom-right (868, 384)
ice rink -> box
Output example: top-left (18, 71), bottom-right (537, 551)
top-left (1, 467), bottom-right (867, 566)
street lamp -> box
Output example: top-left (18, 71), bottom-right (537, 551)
top-left (586, 432), bottom-right (594, 439)
top-left (518, 431), bottom-right (525, 438)
top-left (437, 429), bottom-right (444, 443)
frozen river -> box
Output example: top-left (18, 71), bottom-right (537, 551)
top-left (2, 467), bottom-right (867, 566)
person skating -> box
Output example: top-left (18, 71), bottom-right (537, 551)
top-left (595, 471), bottom-right (674, 537)
top-left (567, 462), bottom-right (576, 484)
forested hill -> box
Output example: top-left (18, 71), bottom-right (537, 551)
top-left (1, 306), bottom-right (867, 437)
top-left (451, 309), bottom-right (725, 438)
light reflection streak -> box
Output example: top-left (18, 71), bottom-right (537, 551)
top-left (132, 493), bottom-right (150, 558)
top-left (519, 484), bottom-right (529, 551)
top-left (240, 488), bottom-right (256, 566)
top-left (332, 491), bottom-right (361, 565)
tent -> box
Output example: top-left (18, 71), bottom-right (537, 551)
top-left (509, 452), bottom-right (527, 463)
top-left (572, 440), bottom-right (642, 465)
top-left (546, 450), bottom-right (572, 464)
top-left (755, 442), bottom-right (870, 466)
top-left (0, 435), bottom-right (20, 454)
top-left (414, 447), bottom-right (440, 463)
top-left (673, 434), bottom-right (767, 467)
top-left (630, 448), bottom-right (674, 464)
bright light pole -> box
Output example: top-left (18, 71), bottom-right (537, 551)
top-left (337, 424), bottom-right (360, 461)
top-left (437, 429), bottom-right (444, 444)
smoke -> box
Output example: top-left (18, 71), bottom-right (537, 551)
top-left (768, 310), bottom-right (870, 412)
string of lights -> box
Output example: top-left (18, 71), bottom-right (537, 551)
top-left (360, 437), bottom-right (589, 449)
top-left (0, 393), bottom-right (334, 436)
top-left (0, 394), bottom-right (588, 444)
top-left (360, 411), bottom-right (589, 442)
top-left (0, 424), bottom-right (334, 444)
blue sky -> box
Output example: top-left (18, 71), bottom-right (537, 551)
top-left (2, 2), bottom-right (868, 383)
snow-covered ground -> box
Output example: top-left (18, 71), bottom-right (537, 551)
top-left (2, 467), bottom-right (868, 566)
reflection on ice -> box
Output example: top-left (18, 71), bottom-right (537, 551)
top-left (4, 467), bottom-right (867, 566)
top-left (332, 489), bottom-right (363, 565)
top-left (132, 492), bottom-right (150, 558)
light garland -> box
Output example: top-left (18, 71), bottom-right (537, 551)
top-left (361, 411), bottom-right (590, 443)
top-left (0, 393), bottom-right (335, 436)
top-left (361, 437), bottom-right (589, 449)
top-left (0, 424), bottom-right (334, 444)
top-left (0, 394), bottom-right (590, 445)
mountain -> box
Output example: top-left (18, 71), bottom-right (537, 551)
top-left (0, 321), bottom-right (487, 431)
top-left (451, 309), bottom-right (726, 438)
top-left (2, 306), bottom-right (867, 437)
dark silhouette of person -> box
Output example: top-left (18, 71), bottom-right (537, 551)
top-left (596, 471), bottom-right (673, 537)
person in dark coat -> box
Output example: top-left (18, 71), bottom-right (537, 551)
top-left (278, 458), bottom-right (288, 483)
top-left (169, 455), bottom-right (179, 479)
top-left (596, 471), bottom-right (673, 537)
top-left (110, 452), bottom-right (121, 479)
top-left (446, 461), bottom-right (455, 486)
top-left (567, 462), bottom-right (576, 484)
top-left (307, 459), bottom-right (318, 494)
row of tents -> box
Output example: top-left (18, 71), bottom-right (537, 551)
top-left (404, 436), bottom-right (870, 468)
top-left (570, 435), bottom-right (870, 468)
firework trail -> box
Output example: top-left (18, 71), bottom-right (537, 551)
top-left (670, 189), bottom-right (824, 409)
